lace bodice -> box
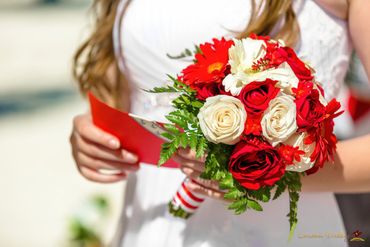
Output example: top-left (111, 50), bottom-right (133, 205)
top-left (114, 0), bottom-right (352, 121)
top-left (295, 1), bottom-right (352, 100)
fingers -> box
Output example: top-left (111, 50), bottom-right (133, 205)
top-left (181, 167), bottom-right (220, 191)
top-left (78, 165), bottom-right (126, 183)
top-left (175, 148), bottom-right (222, 198)
top-left (187, 180), bottom-right (226, 201)
top-left (76, 152), bottom-right (140, 172)
top-left (73, 114), bottom-right (120, 149)
top-left (173, 153), bottom-right (205, 173)
top-left (180, 166), bottom-right (202, 179)
top-left (70, 114), bottom-right (139, 183)
top-left (177, 148), bottom-right (207, 163)
top-left (71, 113), bottom-right (141, 184)
top-left (75, 133), bottom-right (138, 164)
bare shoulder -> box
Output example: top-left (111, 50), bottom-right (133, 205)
top-left (347, 0), bottom-right (370, 83)
top-left (314, 0), bottom-right (349, 20)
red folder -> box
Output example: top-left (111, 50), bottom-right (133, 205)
top-left (88, 92), bottom-right (178, 168)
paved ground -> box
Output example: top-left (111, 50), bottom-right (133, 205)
top-left (0, 5), bottom-right (86, 92)
top-left (0, 4), bottom-right (124, 247)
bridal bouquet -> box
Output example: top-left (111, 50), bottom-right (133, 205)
top-left (148, 34), bottom-right (342, 237)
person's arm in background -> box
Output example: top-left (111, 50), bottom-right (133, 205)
top-left (348, 0), bottom-right (370, 82)
top-left (301, 0), bottom-right (370, 193)
top-left (70, 63), bottom-right (140, 183)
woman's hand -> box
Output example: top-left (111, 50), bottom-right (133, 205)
top-left (173, 148), bottom-right (227, 201)
top-left (70, 113), bottom-right (140, 183)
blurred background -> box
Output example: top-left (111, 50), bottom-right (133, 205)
top-left (0, 0), bottom-right (369, 246)
top-left (0, 0), bottom-right (124, 246)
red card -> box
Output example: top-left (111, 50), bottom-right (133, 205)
top-left (88, 92), bottom-right (178, 168)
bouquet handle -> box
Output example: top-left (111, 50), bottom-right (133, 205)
top-left (168, 178), bottom-right (207, 219)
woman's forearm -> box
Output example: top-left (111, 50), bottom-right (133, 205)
top-left (309, 0), bottom-right (370, 193)
top-left (302, 134), bottom-right (370, 193)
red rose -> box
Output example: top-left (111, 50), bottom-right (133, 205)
top-left (267, 47), bottom-right (287, 67)
top-left (238, 79), bottom-right (280, 115)
top-left (284, 47), bottom-right (313, 81)
top-left (294, 82), bottom-right (325, 130)
top-left (248, 34), bottom-right (313, 80)
top-left (228, 137), bottom-right (285, 190)
top-left (249, 33), bottom-right (271, 41)
top-left (278, 47), bottom-right (313, 81)
top-left (191, 82), bottom-right (230, 100)
top-left (265, 46), bottom-right (313, 81)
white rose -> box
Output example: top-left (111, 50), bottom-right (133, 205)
top-left (198, 95), bottom-right (247, 145)
top-left (261, 94), bottom-right (297, 146)
top-left (284, 132), bottom-right (315, 172)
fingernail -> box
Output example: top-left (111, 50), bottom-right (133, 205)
top-left (187, 182), bottom-right (198, 191)
top-left (122, 150), bottom-right (139, 163)
top-left (182, 167), bottom-right (191, 175)
top-left (131, 164), bottom-right (141, 171)
top-left (109, 139), bottom-right (120, 149)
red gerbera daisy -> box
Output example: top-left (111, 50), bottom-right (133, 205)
top-left (180, 38), bottom-right (234, 85)
top-left (305, 99), bottom-right (343, 175)
top-left (278, 144), bottom-right (305, 165)
top-left (243, 115), bottom-right (263, 136)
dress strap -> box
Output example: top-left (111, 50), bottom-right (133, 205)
top-left (113, 0), bottom-right (131, 74)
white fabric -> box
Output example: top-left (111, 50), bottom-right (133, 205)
top-left (113, 0), bottom-right (352, 246)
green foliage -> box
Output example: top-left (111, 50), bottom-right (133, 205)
top-left (166, 44), bottom-right (202, 60)
top-left (284, 172), bottom-right (302, 240)
top-left (168, 201), bottom-right (192, 219)
top-left (68, 218), bottom-right (102, 247)
top-left (248, 186), bottom-right (271, 203)
top-left (90, 195), bottom-right (110, 216)
top-left (166, 48), bottom-right (193, 59)
top-left (163, 123), bottom-right (180, 134)
top-left (194, 45), bottom-right (202, 55)
top-left (226, 183), bottom-right (274, 215)
top-left (196, 137), bottom-right (208, 159)
top-left (145, 74), bottom-right (195, 94)
top-left (158, 141), bottom-right (179, 166)
top-left (172, 94), bottom-right (204, 115)
top-left (152, 80), bottom-right (208, 166)
top-left (201, 144), bottom-right (232, 180)
top-left (247, 199), bottom-right (263, 211)
top-left (219, 173), bottom-right (234, 190)
top-left (67, 195), bottom-right (111, 247)
top-left (227, 197), bottom-right (263, 214)
top-left (273, 179), bottom-right (287, 200)
top-left (228, 198), bottom-right (248, 214)
top-left (224, 188), bottom-right (245, 200)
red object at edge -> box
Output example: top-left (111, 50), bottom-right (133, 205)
top-left (347, 93), bottom-right (370, 122)
top-left (88, 92), bottom-right (178, 168)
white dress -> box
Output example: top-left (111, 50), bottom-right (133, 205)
top-left (112, 0), bottom-right (352, 246)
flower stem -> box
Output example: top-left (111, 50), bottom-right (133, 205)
top-left (168, 201), bottom-right (192, 219)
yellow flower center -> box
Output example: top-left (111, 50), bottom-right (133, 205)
top-left (207, 62), bottom-right (224, 74)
